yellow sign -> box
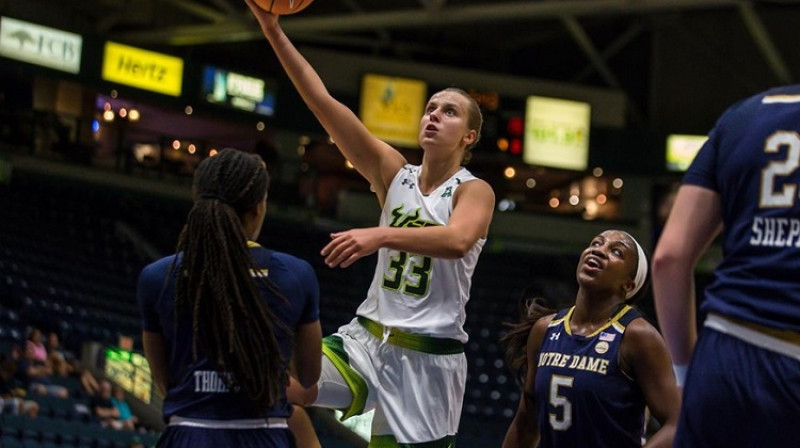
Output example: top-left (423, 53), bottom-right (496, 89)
top-left (102, 41), bottom-right (183, 96)
top-left (360, 74), bottom-right (427, 148)
top-left (524, 96), bottom-right (591, 171)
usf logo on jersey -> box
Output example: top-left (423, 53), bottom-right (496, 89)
top-left (389, 205), bottom-right (439, 228)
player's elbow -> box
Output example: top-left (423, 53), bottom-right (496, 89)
top-left (295, 369), bottom-right (320, 389)
top-left (293, 356), bottom-right (321, 389)
top-left (444, 236), bottom-right (473, 258)
top-left (651, 247), bottom-right (686, 278)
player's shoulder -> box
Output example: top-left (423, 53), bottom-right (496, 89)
top-left (528, 312), bottom-right (558, 349)
top-left (621, 315), bottom-right (665, 351)
top-left (453, 173), bottom-right (494, 200)
top-left (139, 254), bottom-right (176, 278)
top-left (724, 85), bottom-right (800, 117)
top-left (270, 250), bottom-right (317, 283)
top-left (137, 254), bottom-right (177, 293)
top-left (271, 250), bottom-right (313, 270)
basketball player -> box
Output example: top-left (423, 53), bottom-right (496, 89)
top-left (502, 230), bottom-right (680, 448)
top-left (652, 85), bottom-right (800, 447)
top-left (244, 2), bottom-right (495, 446)
top-left (137, 148), bottom-right (322, 448)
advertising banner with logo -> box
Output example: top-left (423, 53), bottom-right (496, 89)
top-left (666, 134), bottom-right (707, 172)
top-left (202, 66), bottom-right (276, 116)
top-left (0, 16), bottom-right (82, 74)
top-left (360, 74), bottom-right (427, 148)
top-left (524, 96), bottom-right (591, 171)
top-left (102, 41), bottom-right (183, 97)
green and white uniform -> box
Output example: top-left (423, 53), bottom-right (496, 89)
top-left (359, 164), bottom-right (483, 343)
top-left (320, 164), bottom-right (485, 447)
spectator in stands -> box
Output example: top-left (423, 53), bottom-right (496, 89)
top-left (137, 148), bottom-right (322, 447)
top-left (25, 327), bottom-right (48, 366)
top-left (46, 331), bottom-right (75, 377)
top-left (111, 383), bottom-right (138, 431)
top-left (19, 337), bottom-right (68, 398)
top-left (79, 366), bottom-right (101, 397)
top-left (1, 345), bottom-right (39, 417)
top-left (501, 230), bottom-right (680, 448)
top-left (92, 379), bottom-right (125, 428)
top-left (246, 4), bottom-right (495, 446)
top-left (42, 330), bottom-right (99, 399)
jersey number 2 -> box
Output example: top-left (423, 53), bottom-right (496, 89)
top-left (760, 131), bottom-right (800, 208)
top-left (382, 251), bottom-right (432, 297)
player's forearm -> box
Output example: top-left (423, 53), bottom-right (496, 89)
top-left (264, 25), bottom-right (331, 116)
top-left (382, 226), bottom-right (478, 259)
top-left (263, 23), bottom-right (384, 185)
top-left (643, 420), bottom-right (677, 448)
top-left (652, 259), bottom-right (697, 364)
top-left (502, 415), bottom-right (538, 448)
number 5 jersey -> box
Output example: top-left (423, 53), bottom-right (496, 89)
top-left (535, 305), bottom-right (646, 448)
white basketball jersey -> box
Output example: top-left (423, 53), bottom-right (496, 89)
top-left (355, 164), bottom-right (486, 342)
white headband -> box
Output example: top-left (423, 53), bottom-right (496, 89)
top-left (625, 233), bottom-right (648, 299)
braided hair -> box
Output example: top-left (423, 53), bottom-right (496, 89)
top-left (174, 147), bottom-right (286, 411)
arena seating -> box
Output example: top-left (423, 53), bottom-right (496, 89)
top-left (0, 167), bottom-right (584, 446)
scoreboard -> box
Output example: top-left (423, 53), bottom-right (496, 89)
top-left (104, 347), bottom-right (153, 404)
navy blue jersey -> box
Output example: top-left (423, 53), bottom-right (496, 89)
top-left (684, 85), bottom-right (800, 332)
top-left (535, 305), bottom-right (645, 448)
top-left (137, 241), bottom-right (320, 421)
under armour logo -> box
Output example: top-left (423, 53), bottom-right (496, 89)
top-left (401, 178), bottom-right (415, 189)
top-left (550, 332), bottom-right (561, 341)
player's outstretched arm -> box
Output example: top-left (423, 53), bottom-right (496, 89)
top-left (142, 331), bottom-right (168, 397)
top-left (292, 321), bottom-right (322, 388)
top-left (502, 315), bottom-right (551, 448)
top-left (321, 178), bottom-right (494, 268)
top-left (244, 0), bottom-right (405, 204)
top-left (622, 320), bottom-right (681, 448)
top-left (652, 185), bottom-right (722, 366)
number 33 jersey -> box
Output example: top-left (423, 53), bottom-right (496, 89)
top-left (355, 164), bottom-right (485, 343)
top-left (535, 305), bottom-right (646, 448)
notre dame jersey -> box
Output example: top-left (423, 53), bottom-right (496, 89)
top-left (535, 305), bottom-right (645, 448)
top-left (355, 164), bottom-right (486, 343)
top-left (683, 84), bottom-right (800, 332)
top-left (137, 242), bottom-right (320, 421)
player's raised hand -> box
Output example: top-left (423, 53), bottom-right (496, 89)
top-left (243, 0), bottom-right (279, 34)
top-left (321, 228), bottom-right (384, 268)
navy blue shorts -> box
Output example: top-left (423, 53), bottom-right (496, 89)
top-left (156, 426), bottom-right (295, 448)
top-left (675, 328), bottom-right (800, 448)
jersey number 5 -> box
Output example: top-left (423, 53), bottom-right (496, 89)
top-left (760, 131), bottom-right (800, 208)
top-left (382, 251), bottom-right (433, 297)
top-left (549, 375), bottom-right (574, 431)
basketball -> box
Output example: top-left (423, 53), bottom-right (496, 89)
top-left (251, 0), bottom-right (315, 15)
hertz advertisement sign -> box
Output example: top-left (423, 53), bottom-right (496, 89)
top-left (102, 41), bottom-right (183, 97)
